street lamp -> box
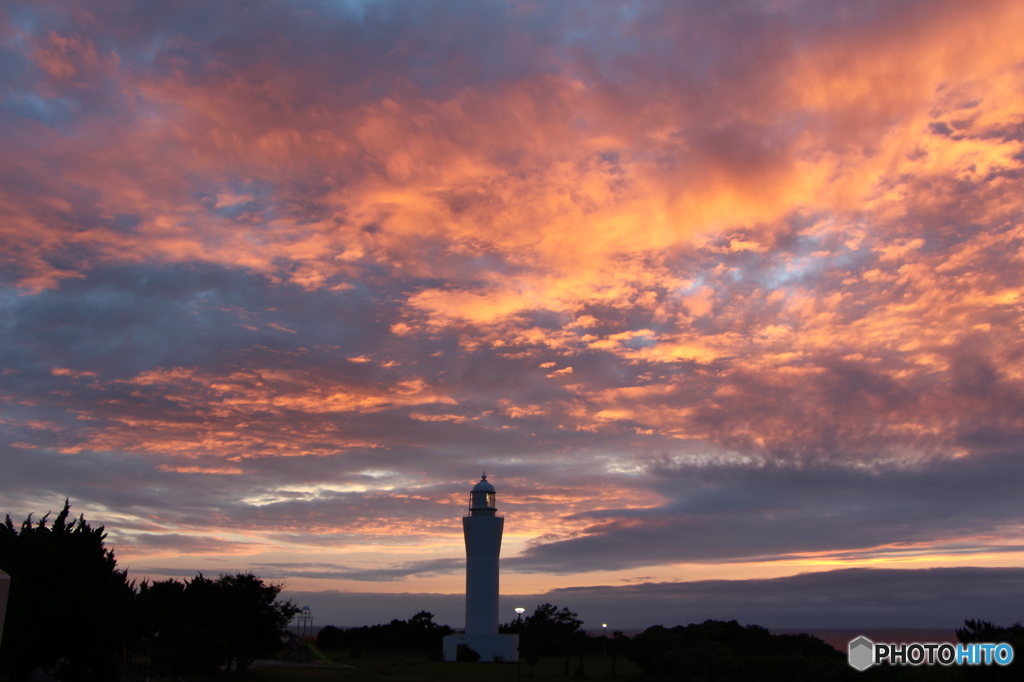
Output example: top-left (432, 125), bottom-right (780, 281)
top-left (602, 623), bottom-right (608, 656)
top-left (515, 608), bottom-right (526, 682)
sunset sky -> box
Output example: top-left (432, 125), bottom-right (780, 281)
top-left (3, 0), bottom-right (1024, 628)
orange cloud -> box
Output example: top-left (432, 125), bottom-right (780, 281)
top-left (4, 0), bottom-right (1024, 591)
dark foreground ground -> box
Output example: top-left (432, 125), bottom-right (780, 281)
top-left (243, 650), bottom-right (643, 681)
top-left (129, 627), bottom-right (1017, 681)
top-left (232, 645), bottom-right (1013, 682)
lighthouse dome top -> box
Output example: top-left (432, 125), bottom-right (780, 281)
top-left (471, 473), bottom-right (495, 493)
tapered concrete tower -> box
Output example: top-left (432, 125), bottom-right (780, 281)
top-left (464, 474), bottom-right (502, 634)
top-left (442, 474), bottom-right (519, 662)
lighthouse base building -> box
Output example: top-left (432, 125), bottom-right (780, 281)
top-left (443, 475), bottom-right (519, 662)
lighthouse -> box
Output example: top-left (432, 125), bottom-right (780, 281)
top-left (442, 474), bottom-right (519, 662)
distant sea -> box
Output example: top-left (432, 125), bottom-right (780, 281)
top-left (772, 629), bottom-right (958, 652)
top-left (318, 626), bottom-right (960, 651)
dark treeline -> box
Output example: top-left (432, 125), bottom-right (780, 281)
top-left (314, 603), bottom-right (624, 677)
top-left (314, 603), bottom-right (600, 674)
top-left (315, 610), bottom-right (453, 658)
top-left (620, 619), bottom-right (1024, 681)
top-left (0, 501), bottom-right (297, 681)
top-left (315, 609), bottom-right (1024, 681)
top-left (2, 501), bottom-right (1021, 681)
top-left (627, 620), bottom-right (849, 681)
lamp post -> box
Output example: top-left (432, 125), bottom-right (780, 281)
top-left (602, 623), bottom-right (607, 656)
top-left (515, 607), bottom-right (525, 682)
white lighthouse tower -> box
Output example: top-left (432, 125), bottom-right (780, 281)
top-left (442, 474), bottom-right (519, 662)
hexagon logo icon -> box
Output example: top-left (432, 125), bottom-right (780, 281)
top-left (848, 636), bottom-right (874, 671)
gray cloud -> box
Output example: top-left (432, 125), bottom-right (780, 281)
top-left (250, 558), bottom-right (464, 582)
top-left (545, 567), bottom-right (1024, 630)
top-left (282, 567), bottom-right (1024, 630)
top-left (508, 452), bottom-right (1024, 572)
top-left (117, 533), bottom-right (257, 556)
top-left (130, 557), bottom-right (464, 584)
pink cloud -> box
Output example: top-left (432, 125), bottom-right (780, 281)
top-left (2, 0), bottom-right (1024, 596)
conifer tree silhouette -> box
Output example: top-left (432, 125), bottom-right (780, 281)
top-left (0, 500), bottom-right (133, 681)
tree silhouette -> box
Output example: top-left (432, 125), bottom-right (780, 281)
top-left (218, 572), bottom-right (299, 673)
top-left (957, 619), bottom-right (1024, 681)
top-left (519, 603), bottom-right (583, 676)
top-left (608, 630), bottom-right (629, 676)
top-left (316, 624), bottom-right (345, 650)
top-left (134, 575), bottom-right (224, 675)
top-left (0, 500), bottom-right (134, 681)
top-left (406, 610), bottom-right (450, 651)
top-left (135, 572), bottom-right (298, 675)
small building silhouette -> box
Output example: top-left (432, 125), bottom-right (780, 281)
top-left (0, 568), bottom-right (8, 642)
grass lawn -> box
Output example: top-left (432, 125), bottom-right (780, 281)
top-left (245, 650), bottom-right (644, 681)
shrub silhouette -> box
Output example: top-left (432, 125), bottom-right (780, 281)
top-left (456, 643), bottom-right (481, 662)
